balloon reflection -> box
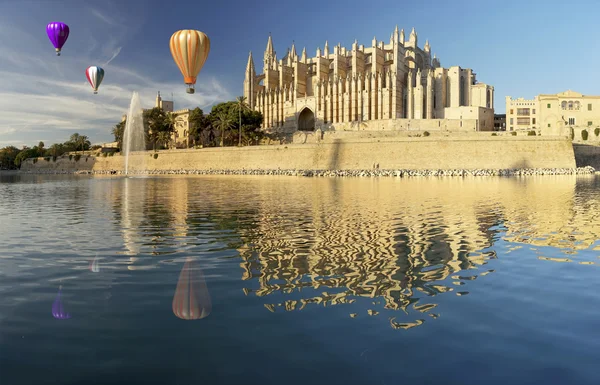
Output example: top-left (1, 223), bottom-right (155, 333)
top-left (89, 254), bottom-right (101, 273)
top-left (52, 286), bottom-right (71, 319)
top-left (172, 259), bottom-right (212, 320)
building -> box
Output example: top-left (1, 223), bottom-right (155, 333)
top-left (505, 90), bottom-right (600, 137)
top-left (494, 114), bottom-right (506, 131)
top-left (243, 27), bottom-right (495, 134)
top-left (121, 92), bottom-right (192, 148)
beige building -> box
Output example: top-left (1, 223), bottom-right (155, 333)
top-left (244, 27), bottom-right (495, 134)
top-left (121, 92), bottom-right (192, 148)
top-left (505, 90), bottom-right (600, 137)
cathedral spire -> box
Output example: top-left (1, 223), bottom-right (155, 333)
top-left (246, 51), bottom-right (255, 73)
top-left (265, 33), bottom-right (274, 57)
top-left (290, 41), bottom-right (297, 59)
top-left (300, 47), bottom-right (307, 62)
top-left (400, 28), bottom-right (405, 43)
top-left (424, 39), bottom-right (430, 52)
top-left (409, 27), bottom-right (417, 45)
top-left (324, 40), bottom-right (329, 56)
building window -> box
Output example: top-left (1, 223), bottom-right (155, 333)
top-left (561, 101), bottom-right (567, 110)
top-left (548, 123), bottom-right (551, 128)
top-left (510, 127), bottom-right (513, 131)
top-left (510, 109), bottom-right (513, 114)
top-left (568, 101), bottom-right (573, 110)
top-left (589, 103), bottom-right (593, 111)
top-left (517, 108), bottom-right (530, 116)
top-left (510, 118), bottom-right (514, 124)
top-left (532, 109), bottom-right (536, 114)
top-left (588, 121), bottom-right (593, 126)
top-left (532, 118), bottom-right (536, 124)
top-left (517, 117), bottom-right (530, 125)
top-left (568, 117), bottom-right (575, 125)
top-left (574, 101), bottom-right (580, 110)
top-left (547, 103), bottom-right (551, 108)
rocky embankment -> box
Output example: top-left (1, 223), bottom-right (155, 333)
top-left (22, 166), bottom-right (597, 177)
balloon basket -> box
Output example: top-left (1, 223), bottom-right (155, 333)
top-left (93, 91), bottom-right (98, 94)
top-left (56, 52), bottom-right (61, 56)
top-left (186, 88), bottom-right (195, 94)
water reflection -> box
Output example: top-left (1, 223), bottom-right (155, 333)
top-left (172, 258), bottom-right (212, 320)
top-left (51, 286), bottom-right (71, 319)
top-left (100, 174), bottom-right (600, 330)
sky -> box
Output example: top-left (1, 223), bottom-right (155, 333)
top-left (0, 0), bottom-right (599, 148)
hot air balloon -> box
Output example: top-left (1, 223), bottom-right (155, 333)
top-left (172, 259), bottom-right (212, 320)
top-left (85, 66), bottom-right (105, 94)
top-left (169, 30), bottom-right (210, 94)
top-left (52, 286), bottom-right (71, 319)
top-left (46, 22), bottom-right (70, 56)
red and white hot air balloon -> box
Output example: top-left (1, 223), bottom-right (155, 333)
top-left (85, 66), bottom-right (105, 94)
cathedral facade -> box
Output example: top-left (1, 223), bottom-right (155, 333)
top-left (243, 27), bottom-right (495, 133)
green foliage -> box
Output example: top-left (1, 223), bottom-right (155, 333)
top-left (0, 146), bottom-right (21, 169)
top-left (44, 157), bottom-right (50, 161)
top-left (570, 128), bottom-right (575, 140)
top-left (102, 152), bottom-right (108, 157)
top-left (207, 100), bottom-right (264, 146)
top-left (32, 158), bottom-right (38, 164)
top-left (52, 156), bottom-right (57, 162)
top-left (108, 152), bottom-right (114, 157)
top-left (595, 127), bottom-right (600, 137)
top-left (581, 129), bottom-right (589, 141)
top-left (423, 131), bottom-right (430, 137)
top-left (527, 130), bottom-right (536, 136)
top-left (510, 131), bottom-right (517, 136)
top-left (74, 154), bottom-right (81, 162)
top-left (153, 153), bottom-right (158, 159)
top-left (491, 132), bottom-right (497, 136)
top-left (69, 154), bottom-right (73, 161)
top-left (112, 120), bottom-right (126, 150)
top-left (143, 107), bottom-right (175, 150)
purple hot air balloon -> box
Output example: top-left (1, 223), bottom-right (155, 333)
top-left (46, 22), bottom-right (70, 56)
top-left (52, 286), bottom-right (71, 319)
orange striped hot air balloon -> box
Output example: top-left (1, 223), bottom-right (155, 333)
top-left (169, 30), bottom-right (210, 94)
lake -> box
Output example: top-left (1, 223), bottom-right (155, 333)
top-left (0, 172), bottom-right (599, 385)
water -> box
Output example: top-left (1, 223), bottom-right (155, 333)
top-left (1, 173), bottom-right (599, 385)
top-left (122, 91), bottom-right (145, 175)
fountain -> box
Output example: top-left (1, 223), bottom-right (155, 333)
top-left (122, 91), bottom-right (146, 175)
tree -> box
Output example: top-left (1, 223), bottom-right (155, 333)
top-left (155, 131), bottom-right (170, 149)
top-left (188, 107), bottom-right (209, 147)
top-left (234, 96), bottom-right (250, 147)
top-left (143, 107), bottom-right (170, 151)
top-left (69, 133), bottom-right (90, 154)
top-left (112, 120), bottom-right (126, 150)
top-left (38, 141), bottom-right (45, 153)
top-left (212, 111), bottom-right (233, 147)
top-left (207, 101), bottom-right (263, 147)
top-left (0, 146), bottom-right (21, 170)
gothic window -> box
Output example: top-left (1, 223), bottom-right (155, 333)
top-left (568, 101), bottom-right (573, 110)
top-left (574, 101), bottom-right (580, 110)
top-left (561, 101), bottom-right (567, 110)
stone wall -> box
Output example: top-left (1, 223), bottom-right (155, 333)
top-left (21, 136), bottom-right (577, 172)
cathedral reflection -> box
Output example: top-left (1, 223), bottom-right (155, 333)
top-left (107, 173), bottom-right (599, 329)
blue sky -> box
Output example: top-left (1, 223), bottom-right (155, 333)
top-left (0, 0), bottom-right (599, 148)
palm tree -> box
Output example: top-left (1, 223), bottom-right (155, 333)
top-left (213, 112), bottom-right (233, 147)
top-left (234, 96), bottom-right (250, 147)
top-left (161, 112), bottom-right (178, 148)
top-left (157, 131), bottom-right (172, 149)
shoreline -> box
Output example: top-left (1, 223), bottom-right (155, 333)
top-left (18, 166), bottom-right (597, 177)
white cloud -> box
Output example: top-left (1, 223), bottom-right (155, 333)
top-left (0, 3), bottom-right (233, 148)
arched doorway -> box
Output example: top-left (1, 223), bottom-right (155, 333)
top-left (298, 108), bottom-right (315, 131)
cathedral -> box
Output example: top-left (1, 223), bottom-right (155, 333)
top-left (243, 26), bottom-right (495, 133)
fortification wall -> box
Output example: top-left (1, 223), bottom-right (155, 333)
top-left (21, 136), bottom-right (576, 172)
